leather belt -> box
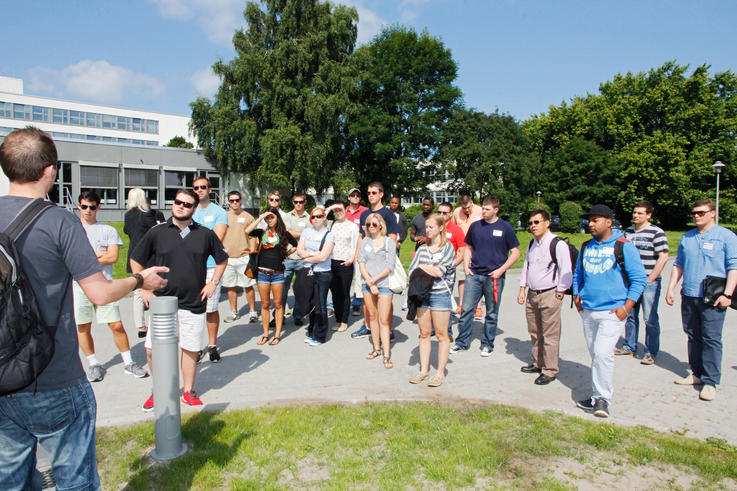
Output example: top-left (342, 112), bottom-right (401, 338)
top-left (529, 287), bottom-right (555, 295)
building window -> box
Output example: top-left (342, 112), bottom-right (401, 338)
top-left (132, 118), bottom-right (142, 132)
top-left (125, 168), bottom-right (159, 207)
top-left (0, 102), bottom-right (10, 118)
top-left (85, 112), bottom-right (101, 128)
top-left (70, 111), bottom-right (83, 126)
top-left (117, 116), bottom-right (130, 131)
top-left (13, 104), bottom-right (30, 120)
top-left (80, 165), bottom-right (119, 205)
top-left (146, 120), bottom-right (158, 134)
top-left (164, 170), bottom-right (195, 204)
top-left (52, 108), bottom-right (68, 124)
top-left (102, 114), bottom-right (116, 129)
top-left (32, 106), bottom-right (48, 122)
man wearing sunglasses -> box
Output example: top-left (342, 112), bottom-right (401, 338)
top-left (666, 199), bottom-right (737, 402)
top-left (282, 192), bottom-right (311, 325)
top-left (192, 177), bottom-right (228, 363)
top-left (222, 190), bottom-right (258, 324)
top-left (131, 189), bottom-right (228, 410)
top-left (517, 209), bottom-right (572, 386)
top-left (74, 191), bottom-right (148, 383)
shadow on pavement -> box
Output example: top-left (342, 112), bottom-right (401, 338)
top-left (197, 349), bottom-right (268, 397)
top-left (653, 349), bottom-right (690, 378)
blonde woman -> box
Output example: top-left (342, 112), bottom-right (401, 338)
top-left (407, 213), bottom-right (456, 386)
top-left (359, 213), bottom-right (396, 368)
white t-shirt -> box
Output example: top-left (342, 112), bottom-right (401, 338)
top-left (81, 222), bottom-right (123, 281)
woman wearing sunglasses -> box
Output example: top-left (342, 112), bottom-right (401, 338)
top-left (244, 207), bottom-right (297, 346)
top-left (407, 213), bottom-right (456, 386)
top-left (326, 201), bottom-right (360, 332)
top-left (359, 213), bottom-right (397, 368)
top-left (297, 206), bottom-right (335, 346)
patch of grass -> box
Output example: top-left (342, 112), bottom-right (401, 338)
top-left (97, 402), bottom-right (737, 489)
top-left (109, 221), bottom-right (129, 279)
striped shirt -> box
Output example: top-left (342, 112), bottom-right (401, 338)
top-left (407, 242), bottom-right (456, 293)
top-left (625, 224), bottom-right (668, 276)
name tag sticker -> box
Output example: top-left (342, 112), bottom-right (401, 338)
top-left (493, 230), bottom-right (503, 237)
top-left (237, 217), bottom-right (246, 223)
top-left (354, 219), bottom-right (360, 224)
top-left (446, 232), bottom-right (452, 239)
top-left (703, 242), bottom-right (714, 250)
top-left (602, 247), bottom-right (614, 255)
top-left (204, 216), bottom-right (214, 223)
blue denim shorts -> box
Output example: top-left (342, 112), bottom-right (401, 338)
top-left (362, 284), bottom-right (393, 296)
top-left (258, 270), bottom-right (285, 284)
top-left (420, 291), bottom-right (452, 311)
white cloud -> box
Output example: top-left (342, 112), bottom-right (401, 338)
top-left (191, 66), bottom-right (221, 97)
top-left (338, 0), bottom-right (388, 45)
top-left (26, 60), bottom-right (165, 104)
top-left (149, 0), bottom-right (244, 44)
top-left (400, 0), bottom-right (432, 23)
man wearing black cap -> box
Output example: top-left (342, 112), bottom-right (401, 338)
top-left (572, 204), bottom-right (646, 418)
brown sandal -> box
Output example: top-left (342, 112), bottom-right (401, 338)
top-left (366, 349), bottom-right (381, 360)
top-left (257, 336), bottom-right (269, 345)
top-left (269, 336), bottom-right (281, 346)
top-left (383, 356), bottom-right (393, 369)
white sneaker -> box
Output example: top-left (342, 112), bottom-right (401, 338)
top-left (480, 346), bottom-right (493, 357)
top-left (674, 373), bottom-right (702, 385)
top-left (284, 307), bottom-right (293, 318)
top-left (449, 343), bottom-right (463, 354)
top-left (248, 311), bottom-right (258, 323)
top-left (224, 311), bottom-right (241, 323)
top-left (699, 385), bottom-right (716, 401)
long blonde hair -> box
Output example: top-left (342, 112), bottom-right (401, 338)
top-left (425, 213), bottom-right (447, 248)
top-left (127, 188), bottom-right (149, 211)
top-left (364, 213), bottom-right (387, 237)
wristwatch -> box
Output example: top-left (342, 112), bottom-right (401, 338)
top-left (555, 292), bottom-right (564, 300)
top-left (212, 279), bottom-right (220, 286)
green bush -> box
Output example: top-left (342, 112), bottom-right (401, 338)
top-left (560, 201), bottom-right (583, 233)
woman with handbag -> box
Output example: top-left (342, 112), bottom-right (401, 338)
top-left (244, 207), bottom-right (297, 346)
top-left (359, 213), bottom-right (397, 368)
top-left (297, 206), bottom-right (335, 346)
top-left (407, 214), bottom-right (456, 387)
top-left (326, 201), bottom-right (360, 333)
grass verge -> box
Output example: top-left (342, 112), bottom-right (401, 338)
top-left (97, 402), bottom-right (737, 489)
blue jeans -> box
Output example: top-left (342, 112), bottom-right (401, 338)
top-left (455, 274), bottom-right (505, 350)
top-left (309, 271), bottom-right (333, 342)
top-left (0, 380), bottom-right (100, 490)
top-left (681, 295), bottom-right (726, 386)
top-left (282, 258), bottom-right (304, 319)
top-left (623, 278), bottom-right (661, 356)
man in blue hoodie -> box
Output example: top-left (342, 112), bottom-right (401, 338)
top-left (573, 204), bottom-right (646, 418)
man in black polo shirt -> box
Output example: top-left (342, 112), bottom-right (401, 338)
top-left (131, 189), bottom-right (228, 410)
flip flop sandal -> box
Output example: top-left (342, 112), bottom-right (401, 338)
top-left (269, 336), bottom-right (281, 346)
top-left (257, 336), bottom-right (270, 345)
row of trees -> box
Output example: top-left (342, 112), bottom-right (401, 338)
top-left (190, 0), bottom-right (737, 228)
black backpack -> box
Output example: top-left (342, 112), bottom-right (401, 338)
top-left (526, 235), bottom-right (579, 296)
top-left (0, 198), bottom-right (67, 395)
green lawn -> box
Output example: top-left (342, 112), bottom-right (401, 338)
top-left (97, 402), bottom-right (737, 489)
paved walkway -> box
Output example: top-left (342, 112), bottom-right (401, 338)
top-left (89, 260), bottom-right (737, 444)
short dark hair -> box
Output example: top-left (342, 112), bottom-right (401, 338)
top-left (78, 190), bottom-right (101, 206)
top-left (460, 194), bottom-right (474, 206)
top-left (634, 201), bottom-right (654, 215)
top-left (422, 196), bottom-right (434, 205)
top-left (529, 209), bottom-right (550, 221)
top-left (193, 176), bottom-right (211, 187)
top-left (438, 201), bottom-right (453, 211)
top-left (332, 199), bottom-right (347, 208)
top-left (693, 199), bottom-right (715, 211)
top-left (482, 196), bottom-right (500, 208)
top-left (0, 126), bottom-right (58, 183)
top-left (176, 189), bottom-right (200, 207)
top-left (292, 192), bottom-right (306, 200)
top-left (367, 182), bottom-right (384, 193)
top-left (390, 195), bottom-right (401, 201)
top-left (228, 190), bottom-right (242, 200)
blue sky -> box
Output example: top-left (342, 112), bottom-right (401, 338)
top-left (2, 0), bottom-right (736, 121)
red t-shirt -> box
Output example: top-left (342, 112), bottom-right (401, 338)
top-left (345, 204), bottom-right (368, 228)
top-left (445, 220), bottom-right (466, 252)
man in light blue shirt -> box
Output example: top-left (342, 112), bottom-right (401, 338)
top-left (666, 199), bottom-right (737, 402)
top-left (192, 176), bottom-right (228, 363)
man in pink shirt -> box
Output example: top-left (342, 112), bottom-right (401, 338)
top-left (452, 194), bottom-right (483, 317)
top-left (517, 209), bottom-right (573, 385)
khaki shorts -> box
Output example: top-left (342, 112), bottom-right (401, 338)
top-left (144, 308), bottom-right (206, 352)
top-left (456, 263), bottom-right (466, 281)
top-left (73, 284), bottom-right (121, 325)
top-left (222, 256), bottom-right (256, 288)
top-left (205, 268), bottom-right (223, 313)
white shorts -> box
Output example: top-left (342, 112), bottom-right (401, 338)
top-left (144, 308), bottom-right (207, 353)
top-left (205, 267), bottom-right (223, 313)
top-left (222, 256), bottom-right (256, 288)
top-left (73, 283), bottom-right (121, 325)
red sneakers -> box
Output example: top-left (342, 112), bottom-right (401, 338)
top-left (181, 390), bottom-right (203, 406)
top-left (142, 393), bottom-right (154, 412)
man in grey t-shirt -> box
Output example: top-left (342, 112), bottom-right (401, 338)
top-left (0, 127), bottom-right (167, 490)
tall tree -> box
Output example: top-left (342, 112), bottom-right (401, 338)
top-left (165, 136), bottom-right (194, 149)
top-left (190, 0), bottom-right (358, 195)
top-left (346, 26), bottom-right (462, 195)
top-left (438, 108), bottom-right (539, 213)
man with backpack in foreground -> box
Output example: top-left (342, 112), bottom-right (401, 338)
top-left (517, 209), bottom-right (573, 386)
top-left (0, 127), bottom-right (168, 490)
top-left (573, 204), bottom-right (646, 418)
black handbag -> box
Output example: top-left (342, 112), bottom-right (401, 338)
top-left (702, 276), bottom-right (737, 309)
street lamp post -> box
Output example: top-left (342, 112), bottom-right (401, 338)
top-left (536, 190), bottom-right (541, 204)
top-left (713, 161), bottom-right (725, 224)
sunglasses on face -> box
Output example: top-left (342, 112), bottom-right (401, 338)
top-left (228, 199), bottom-right (241, 203)
top-left (367, 222), bottom-right (381, 228)
top-left (174, 199), bottom-right (195, 209)
top-left (367, 191), bottom-right (379, 195)
top-left (193, 185), bottom-right (209, 191)
top-left (79, 204), bottom-right (97, 210)
top-left (265, 215), bottom-right (276, 220)
top-left (439, 210), bottom-right (451, 215)
top-left (311, 214), bottom-right (325, 219)
top-left (349, 194), bottom-right (360, 198)
top-left (269, 197), bottom-right (280, 202)
top-left (528, 220), bottom-right (542, 225)
top-left (293, 200), bottom-right (305, 204)
top-left (691, 210), bottom-right (710, 217)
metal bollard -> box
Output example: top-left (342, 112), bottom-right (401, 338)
top-left (148, 296), bottom-right (188, 461)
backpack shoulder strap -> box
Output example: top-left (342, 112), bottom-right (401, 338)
top-left (549, 236), bottom-right (561, 279)
top-left (614, 237), bottom-right (629, 286)
top-left (4, 198), bottom-right (55, 241)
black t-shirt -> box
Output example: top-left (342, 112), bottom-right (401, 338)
top-left (123, 208), bottom-right (158, 272)
top-left (131, 219), bottom-right (229, 313)
top-left (250, 228), bottom-right (298, 271)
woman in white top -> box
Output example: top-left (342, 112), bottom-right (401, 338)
top-left (407, 213), bottom-right (456, 387)
top-left (358, 213), bottom-right (397, 369)
top-left (326, 201), bottom-right (360, 332)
